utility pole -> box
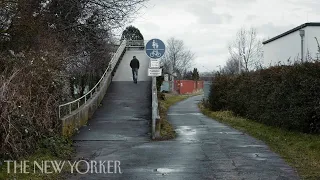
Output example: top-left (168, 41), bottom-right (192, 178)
top-left (169, 62), bottom-right (174, 92)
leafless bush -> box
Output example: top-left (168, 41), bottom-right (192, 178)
top-left (0, 36), bottom-right (66, 159)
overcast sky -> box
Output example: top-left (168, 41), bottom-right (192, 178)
top-left (121, 0), bottom-right (320, 72)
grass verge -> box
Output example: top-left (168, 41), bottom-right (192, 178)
top-left (0, 136), bottom-right (74, 180)
top-left (155, 91), bottom-right (203, 140)
top-left (199, 104), bottom-right (320, 180)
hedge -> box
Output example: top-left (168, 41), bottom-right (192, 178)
top-left (207, 62), bottom-right (320, 134)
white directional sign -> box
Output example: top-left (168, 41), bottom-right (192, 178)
top-left (148, 68), bottom-right (162, 76)
top-left (150, 60), bottom-right (160, 68)
top-left (164, 74), bottom-right (169, 81)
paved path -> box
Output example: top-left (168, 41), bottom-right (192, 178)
top-left (68, 95), bottom-right (300, 180)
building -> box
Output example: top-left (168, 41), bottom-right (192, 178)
top-left (263, 22), bottom-right (320, 67)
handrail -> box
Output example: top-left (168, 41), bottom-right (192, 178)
top-left (58, 40), bottom-right (127, 118)
top-left (125, 40), bottom-right (146, 47)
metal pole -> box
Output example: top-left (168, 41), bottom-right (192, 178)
top-left (301, 37), bottom-right (304, 62)
top-left (300, 29), bottom-right (305, 62)
top-left (152, 76), bottom-right (156, 139)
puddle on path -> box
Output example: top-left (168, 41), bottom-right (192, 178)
top-left (216, 132), bottom-right (244, 135)
top-left (153, 168), bottom-right (183, 175)
top-left (175, 126), bottom-right (198, 143)
top-left (238, 145), bottom-right (267, 148)
top-left (129, 167), bottom-right (183, 174)
top-left (168, 113), bottom-right (202, 116)
top-left (175, 126), bottom-right (197, 136)
top-left (188, 113), bottom-right (203, 116)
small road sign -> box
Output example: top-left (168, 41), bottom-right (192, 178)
top-left (146, 39), bottom-right (165, 59)
top-left (148, 68), bottom-right (162, 76)
top-left (150, 60), bottom-right (160, 68)
top-left (164, 74), bottom-right (169, 81)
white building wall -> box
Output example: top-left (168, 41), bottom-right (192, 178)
top-left (305, 26), bottom-right (320, 59)
top-left (263, 26), bottom-right (320, 67)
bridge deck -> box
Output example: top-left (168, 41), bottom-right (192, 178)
top-left (71, 49), bottom-right (152, 162)
top-left (113, 50), bottom-right (151, 82)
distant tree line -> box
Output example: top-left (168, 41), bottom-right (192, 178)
top-left (183, 68), bottom-right (200, 81)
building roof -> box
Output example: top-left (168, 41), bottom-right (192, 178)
top-left (262, 22), bottom-right (320, 45)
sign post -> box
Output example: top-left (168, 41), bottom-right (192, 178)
top-left (146, 38), bottom-right (165, 139)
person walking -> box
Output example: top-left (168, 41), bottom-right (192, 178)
top-left (130, 56), bottom-right (140, 83)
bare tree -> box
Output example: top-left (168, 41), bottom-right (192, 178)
top-left (161, 37), bottom-right (195, 78)
top-left (228, 27), bottom-right (263, 72)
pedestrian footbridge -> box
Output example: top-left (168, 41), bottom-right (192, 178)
top-left (58, 40), bottom-right (158, 140)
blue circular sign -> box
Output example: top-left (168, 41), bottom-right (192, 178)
top-left (145, 38), bottom-right (165, 59)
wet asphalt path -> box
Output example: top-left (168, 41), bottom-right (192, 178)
top-left (68, 94), bottom-right (300, 180)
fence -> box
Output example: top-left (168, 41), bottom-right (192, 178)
top-left (174, 80), bottom-right (204, 94)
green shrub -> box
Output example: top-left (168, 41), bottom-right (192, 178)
top-left (207, 62), bottom-right (320, 134)
top-left (38, 135), bottom-right (74, 159)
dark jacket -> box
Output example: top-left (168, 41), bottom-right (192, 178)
top-left (130, 58), bottom-right (140, 69)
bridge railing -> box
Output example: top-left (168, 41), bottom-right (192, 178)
top-left (125, 40), bottom-right (145, 48)
top-left (58, 40), bottom-right (127, 119)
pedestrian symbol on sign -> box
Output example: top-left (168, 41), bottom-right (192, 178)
top-left (150, 40), bottom-right (161, 58)
top-left (152, 40), bottom-right (158, 49)
top-left (146, 39), bottom-right (165, 59)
